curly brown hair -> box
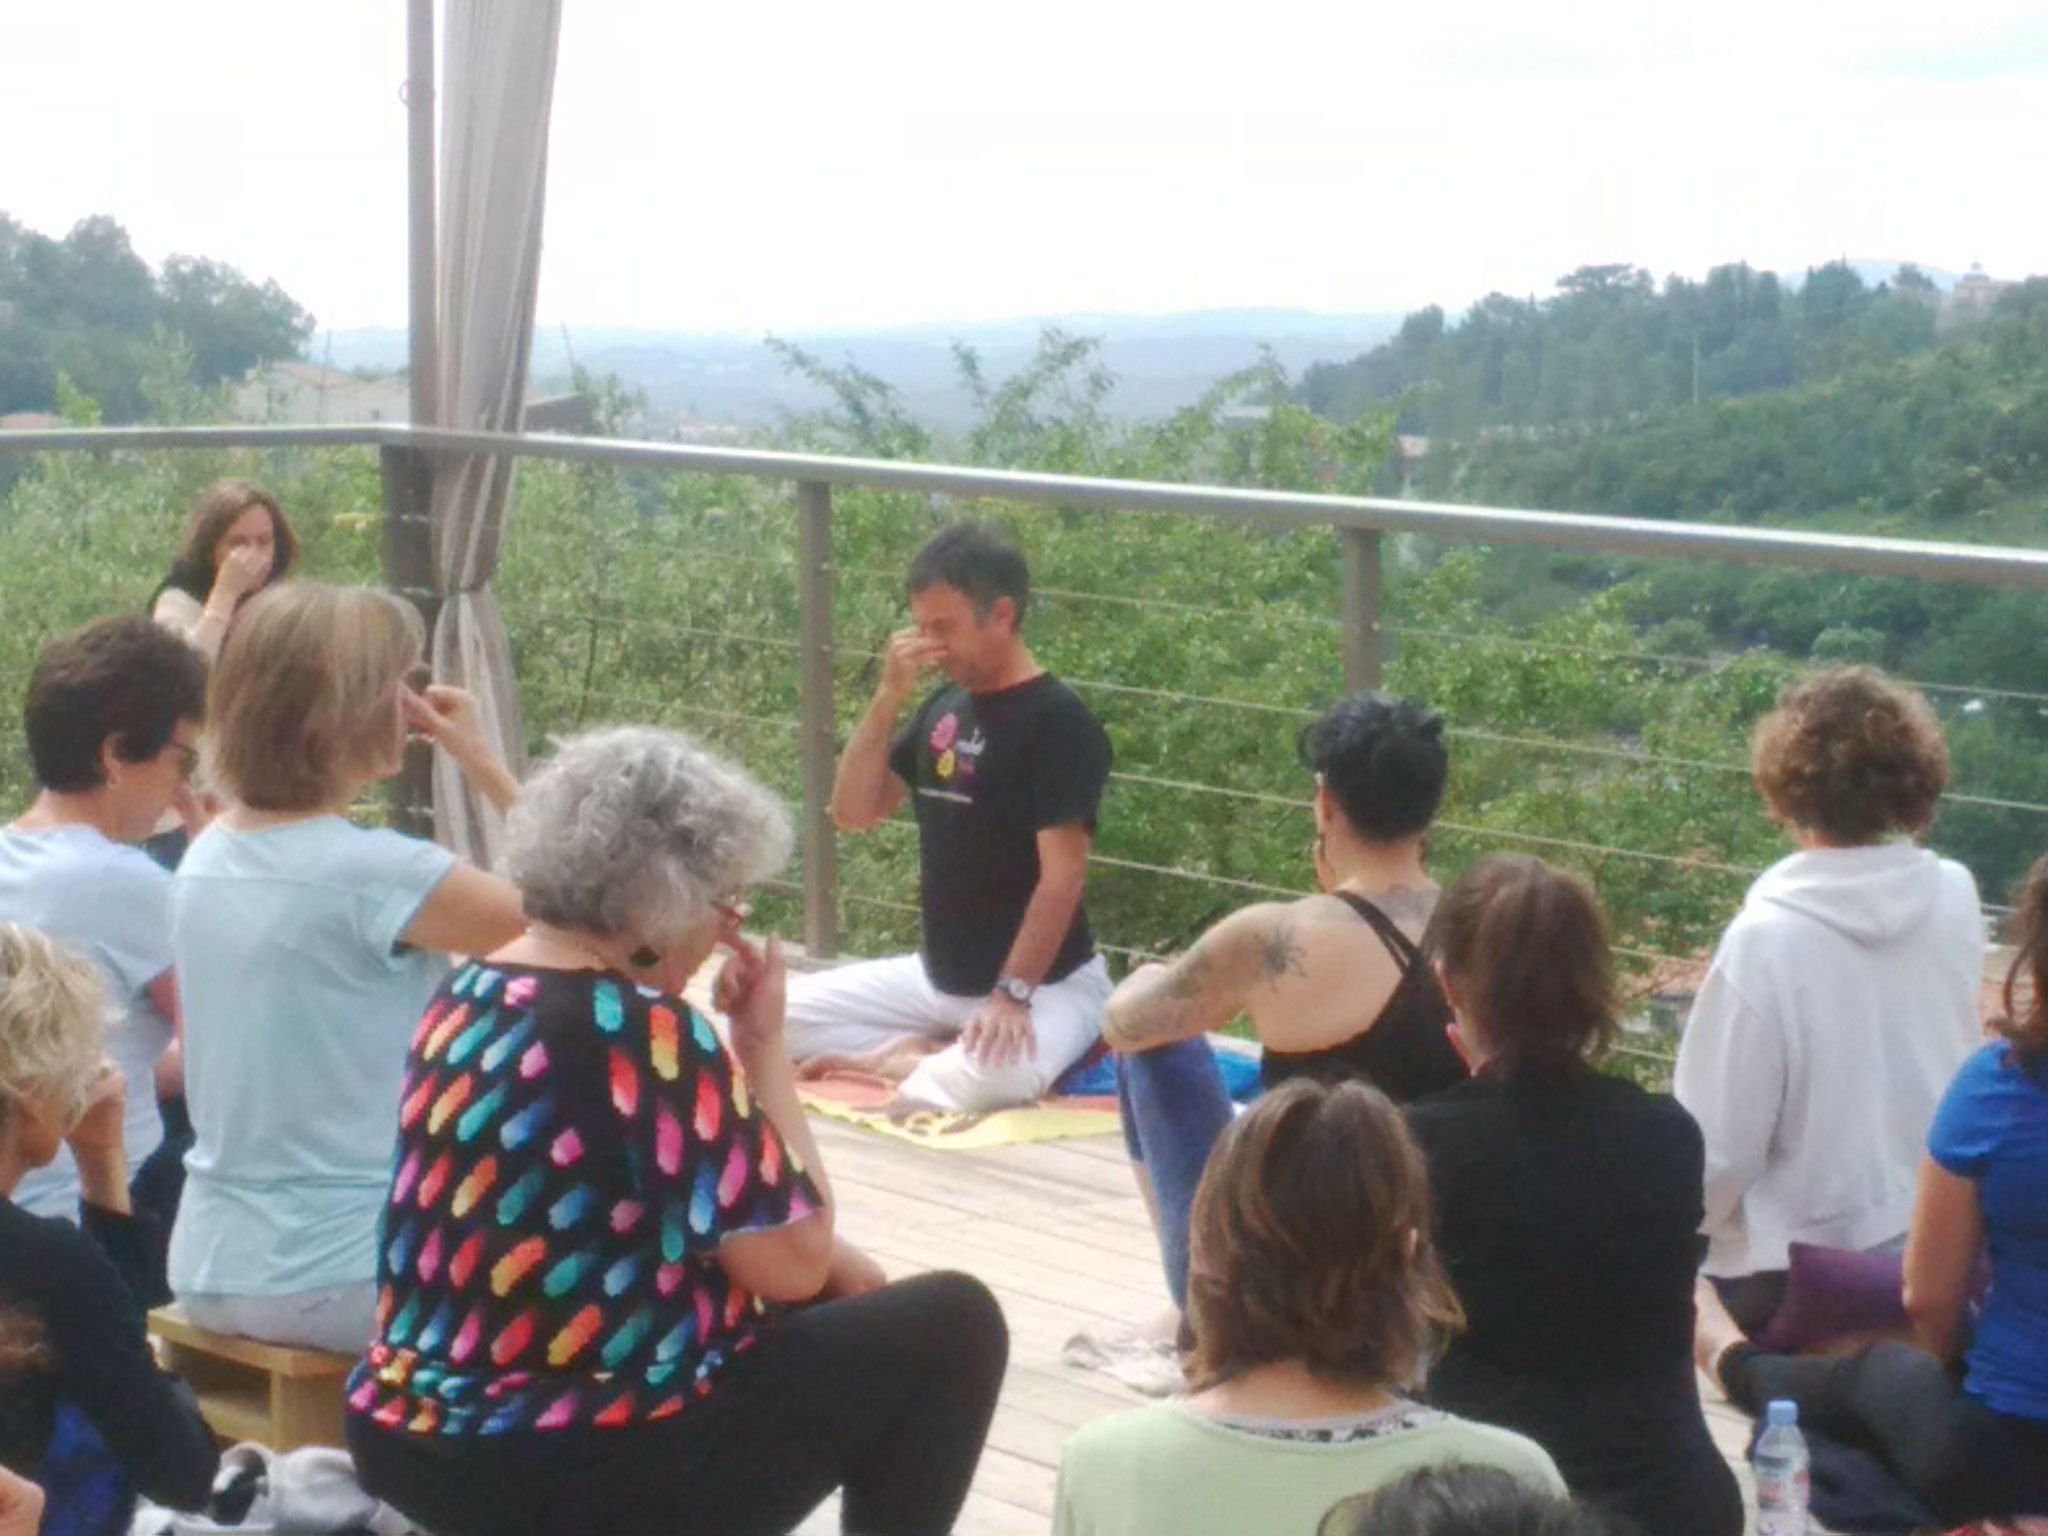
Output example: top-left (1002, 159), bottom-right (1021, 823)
top-left (1184, 1079), bottom-right (1463, 1393)
top-left (1997, 853), bottom-right (2048, 1069)
top-left (1750, 666), bottom-right (1948, 845)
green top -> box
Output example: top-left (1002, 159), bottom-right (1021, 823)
top-left (1053, 1400), bottom-right (1565, 1536)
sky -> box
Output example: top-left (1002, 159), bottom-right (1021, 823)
top-left (3, 1), bottom-right (2044, 336)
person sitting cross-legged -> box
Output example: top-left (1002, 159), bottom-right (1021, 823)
top-left (346, 727), bottom-right (1008, 1536)
top-left (785, 521), bottom-right (1114, 1113)
top-left (1051, 1079), bottom-right (1560, 1536)
top-left (1692, 846), bottom-right (2048, 1525)
top-left (1408, 856), bottom-right (1741, 1536)
top-left (1674, 665), bottom-right (1983, 1334)
top-left (1102, 694), bottom-right (1465, 1320)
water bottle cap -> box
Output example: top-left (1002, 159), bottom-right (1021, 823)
top-left (1765, 1399), bottom-right (1798, 1427)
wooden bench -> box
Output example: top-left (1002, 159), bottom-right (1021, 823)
top-left (147, 1306), bottom-right (353, 1450)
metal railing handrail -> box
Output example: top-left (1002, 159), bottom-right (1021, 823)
top-left (6, 417), bottom-right (2046, 979)
top-left (7, 420), bottom-right (2048, 590)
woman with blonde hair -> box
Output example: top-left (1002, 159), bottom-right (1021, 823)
top-left (148, 479), bottom-right (298, 663)
top-left (1053, 1079), bottom-right (1559, 1536)
top-left (168, 583), bottom-right (526, 1352)
top-left (0, 923), bottom-right (215, 1532)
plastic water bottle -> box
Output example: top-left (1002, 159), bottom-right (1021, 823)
top-left (1754, 1398), bottom-right (1811, 1536)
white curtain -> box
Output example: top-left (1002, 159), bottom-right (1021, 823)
top-left (428, 0), bottom-right (562, 864)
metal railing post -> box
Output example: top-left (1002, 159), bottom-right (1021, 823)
top-left (796, 481), bottom-right (839, 958)
top-left (1340, 525), bottom-right (1384, 692)
top-left (381, 443), bottom-right (439, 836)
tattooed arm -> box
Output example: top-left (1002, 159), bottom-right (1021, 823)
top-left (1103, 902), bottom-right (1301, 1052)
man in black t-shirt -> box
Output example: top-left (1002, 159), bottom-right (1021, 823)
top-left (784, 523), bottom-right (1113, 1112)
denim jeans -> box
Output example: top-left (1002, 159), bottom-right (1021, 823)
top-left (1116, 1039), bottom-right (1235, 1308)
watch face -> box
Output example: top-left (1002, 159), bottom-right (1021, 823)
top-left (999, 978), bottom-right (1034, 1004)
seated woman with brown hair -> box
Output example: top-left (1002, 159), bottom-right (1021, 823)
top-left (148, 479), bottom-right (298, 664)
top-left (1409, 856), bottom-right (1741, 1536)
top-left (0, 924), bottom-right (215, 1534)
top-left (347, 726), bottom-right (1008, 1536)
top-left (1674, 665), bottom-right (1982, 1334)
top-left (168, 583), bottom-right (527, 1353)
top-left (1052, 1079), bottom-right (1559, 1536)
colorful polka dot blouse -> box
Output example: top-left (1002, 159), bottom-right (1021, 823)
top-left (345, 962), bottom-right (824, 1436)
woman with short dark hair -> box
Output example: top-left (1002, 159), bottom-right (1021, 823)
top-left (1320, 1466), bottom-right (1623, 1536)
top-left (347, 727), bottom-right (1008, 1536)
top-left (1102, 693), bottom-right (1464, 1320)
top-left (1675, 665), bottom-right (1982, 1333)
top-left (1410, 856), bottom-right (1741, 1536)
top-left (0, 617), bottom-right (207, 1239)
top-left (1053, 1080), bottom-right (1559, 1536)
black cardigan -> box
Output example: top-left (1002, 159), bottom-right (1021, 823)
top-left (1408, 1070), bottom-right (1742, 1536)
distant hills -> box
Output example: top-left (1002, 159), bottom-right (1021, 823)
top-left (312, 310), bottom-right (1403, 429)
top-left (301, 263), bottom-right (1997, 432)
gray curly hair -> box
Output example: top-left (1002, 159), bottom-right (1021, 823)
top-left (503, 726), bottom-right (793, 948)
top-left (0, 924), bottom-right (106, 1130)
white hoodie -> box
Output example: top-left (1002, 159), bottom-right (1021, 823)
top-left (1673, 842), bottom-right (1983, 1277)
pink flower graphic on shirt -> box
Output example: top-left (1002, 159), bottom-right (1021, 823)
top-left (929, 712), bottom-right (958, 753)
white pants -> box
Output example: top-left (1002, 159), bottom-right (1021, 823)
top-left (784, 953), bottom-right (1111, 1113)
top-left (178, 1282), bottom-right (376, 1355)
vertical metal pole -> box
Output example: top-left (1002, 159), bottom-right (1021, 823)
top-left (1340, 525), bottom-right (1384, 693)
top-left (796, 482), bottom-right (839, 958)
top-left (381, 445), bottom-right (439, 837)
top-left (406, 0), bottom-right (438, 428)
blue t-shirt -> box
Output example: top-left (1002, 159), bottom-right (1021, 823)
top-left (0, 826), bottom-right (175, 1217)
top-left (168, 817), bottom-right (457, 1299)
top-left (1926, 1039), bottom-right (2048, 1421)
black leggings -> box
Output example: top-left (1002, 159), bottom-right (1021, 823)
top-left (348, 1271), bottom-right (1008, 1536)
top-left (1723, 1340), bottom-right (2048, 1521)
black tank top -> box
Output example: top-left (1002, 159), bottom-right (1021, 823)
top-left (1259, 890), bottom-right (1467, 1102)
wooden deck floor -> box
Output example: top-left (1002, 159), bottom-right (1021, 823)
top-left (789, 1116), bottom-right (1762, 1536)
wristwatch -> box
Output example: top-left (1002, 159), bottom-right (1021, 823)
top-left (994, 976), bottom-right (1037, 1007)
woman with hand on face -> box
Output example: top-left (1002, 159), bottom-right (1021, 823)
top-left (167, 583), bottom-right (526, 1353)
top-left (347, 727), bottom-right (1008, 1536)
top-left (149, 480), bottom-right (298, 665)
top-left (0, 924), bottom-right (216, 1534)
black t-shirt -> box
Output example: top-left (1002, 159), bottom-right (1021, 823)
top-left (888, 674), bottom-right (1111, 996)
top-left (1407, 1071), bottom-right (1741, 1536)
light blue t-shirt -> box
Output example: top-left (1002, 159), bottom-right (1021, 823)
top-left (1927, 1039), bottom-right (2048, 1421)
top-left (0, 825), bottom-right (175, 1217)
top-left (168, 816), bottom-right (457, 1299)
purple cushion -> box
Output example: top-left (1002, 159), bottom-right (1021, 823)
top-left (1753, 1242), bottom-right (1907, 1353)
